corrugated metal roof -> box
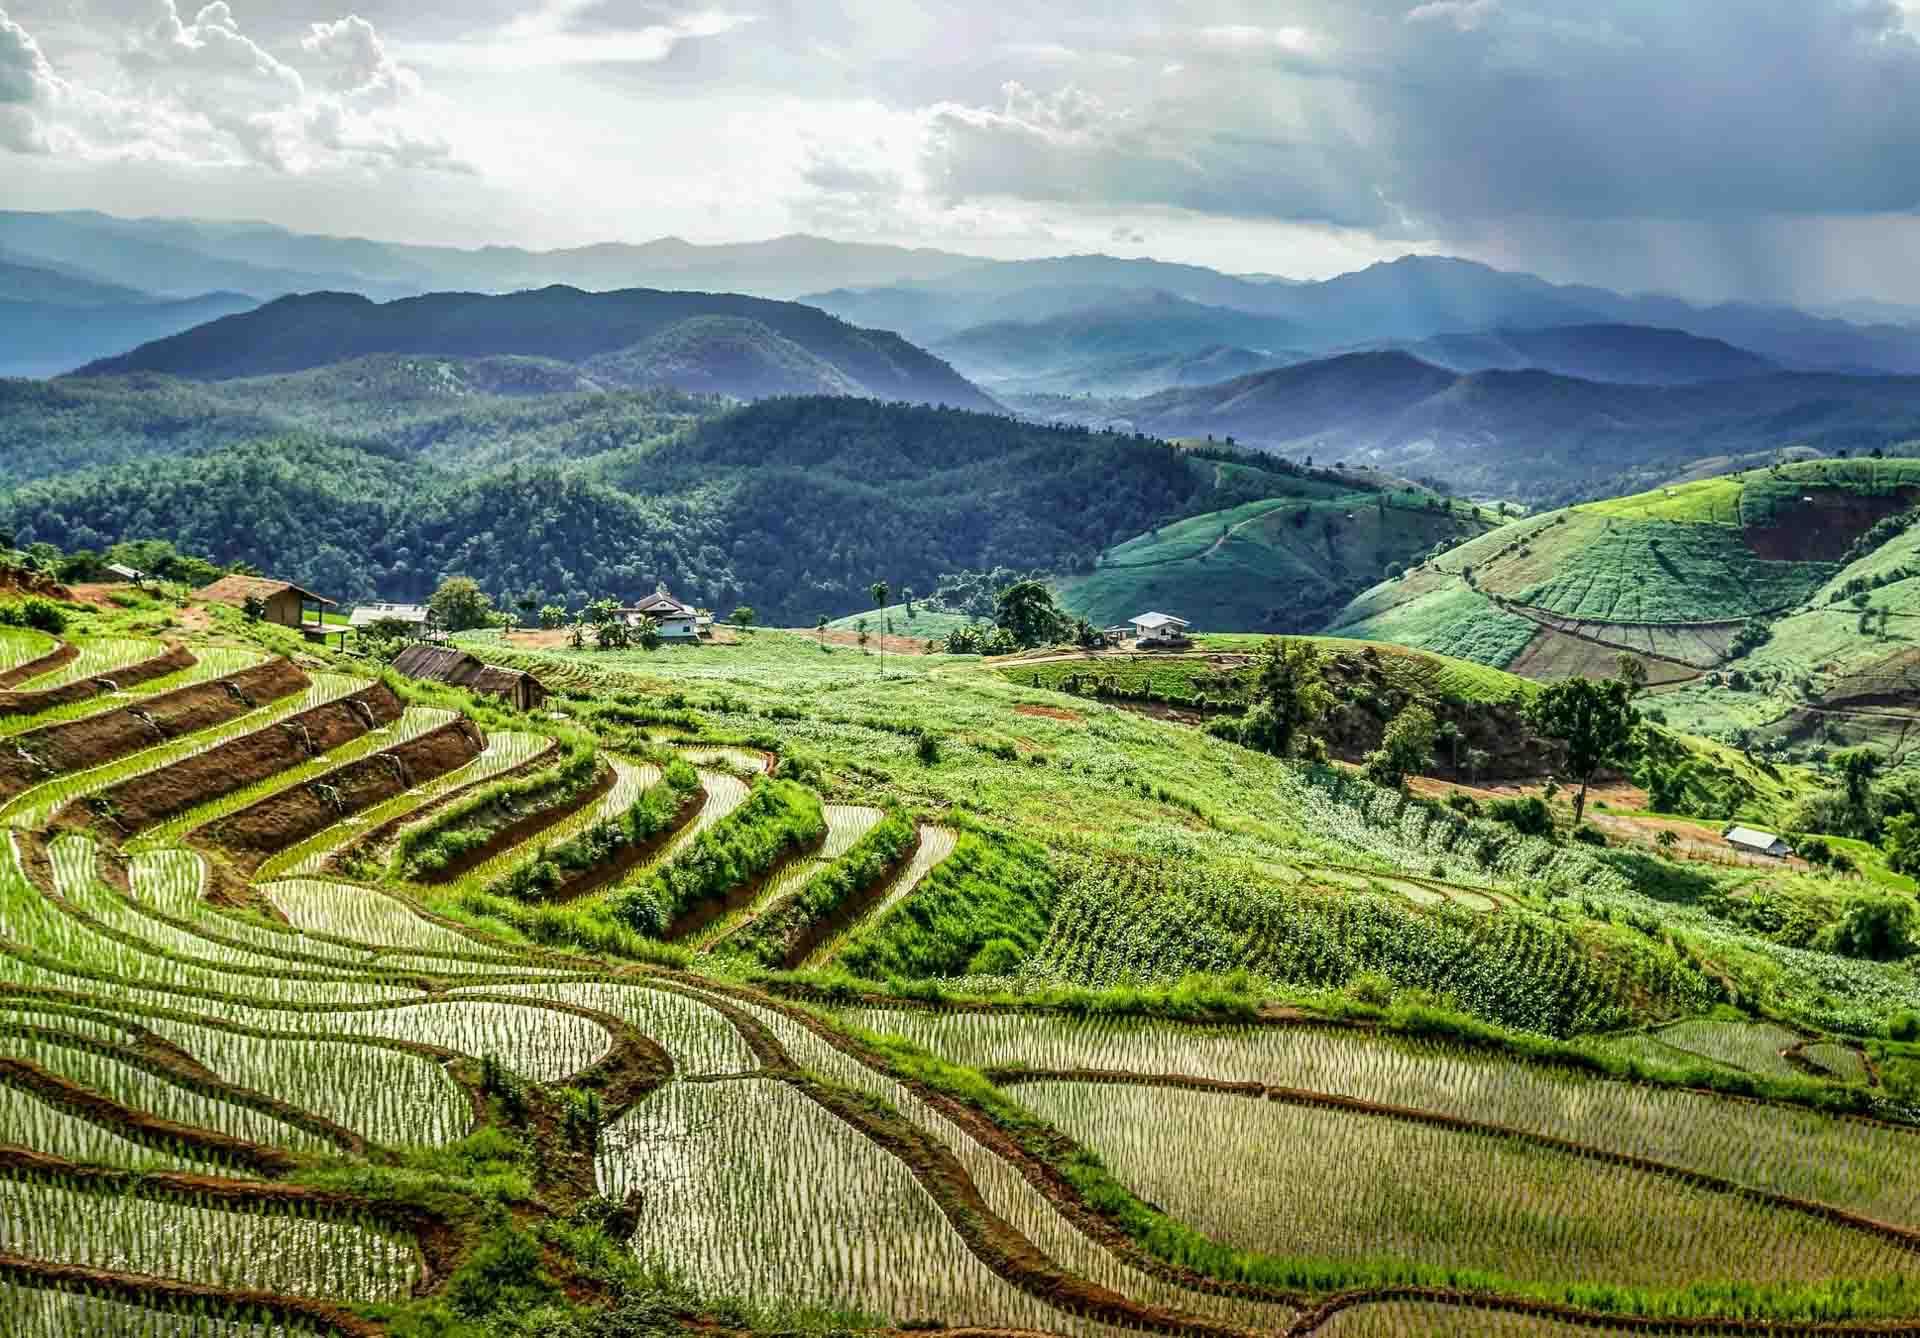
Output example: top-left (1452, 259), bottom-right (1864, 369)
top-left (1725, 826), bottom-right (1787, 850)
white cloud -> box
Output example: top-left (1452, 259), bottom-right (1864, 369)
top-left (1196, 24), bottom-right (1322, 55)
top-left (1406, 0), bottom-right (1498, 31)
top-left (0, 1), bottom-right (465, 173)
top-left (409, 6), bottom-right (750, 70)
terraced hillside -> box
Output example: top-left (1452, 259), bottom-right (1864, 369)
top-left (1325, 459), bottom-right (1920, 685)
top-left (8, 594), bottom-right (1920, 1335)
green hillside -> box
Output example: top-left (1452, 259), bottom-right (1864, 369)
top-left (1056, 486), bottom-right (1503, 632)
top-left (5, 397), bottom-right (1339, 624)
top-left (1325, 459), bottom-right (1920, 683)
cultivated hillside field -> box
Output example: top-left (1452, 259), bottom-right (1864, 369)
top-left (5, 574), bottom-right (1920, 1334)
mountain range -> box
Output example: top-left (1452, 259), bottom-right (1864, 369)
top-left (73, 287), bottom-right (995, 411)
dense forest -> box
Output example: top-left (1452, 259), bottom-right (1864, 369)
top-left (4, 396), bottom-right (1322, 622)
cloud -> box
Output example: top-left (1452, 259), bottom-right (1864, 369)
top-left (1405, 0), bottom-right (1498, 31)
top-left (0, 1), bottom-right (465, 173)
top-left (922, 79), bottom-right (1395, 230)
top-left (412, 5), bottom-right (751, 69)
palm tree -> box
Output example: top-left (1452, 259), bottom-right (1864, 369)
top-left (870, 580), bottom-right (889, 656)
top-left (1655, 829), bottom-right (1679, 858)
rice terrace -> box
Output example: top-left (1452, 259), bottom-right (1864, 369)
top-left (0, 551), bottom-right (1916, 1338)
top-left (19, 10), bottom-right (1920, 1333)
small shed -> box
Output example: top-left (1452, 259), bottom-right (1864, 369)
top-left (391, 644), bottom-right (548, 713)
top-left (1725, 826), bottom-right (1792, 859)
top-left (350, 603), bottom-right (436, 640)
top-left (1129, 611), bottom-right (1192, 645)
top-left (196, 574), bottom-right (337, 638)
top-left (104, 562), bottom-right (146, 586)
top-left (618, 590), bottom-right (701, 640)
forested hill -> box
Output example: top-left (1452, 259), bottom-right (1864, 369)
top-left (4, 397), bottom-right (1312, 623)
top-left (74, 286), bottom-right (999, 412)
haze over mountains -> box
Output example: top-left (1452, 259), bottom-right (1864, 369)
top-left (11, 207), bottom-right (1920, 521)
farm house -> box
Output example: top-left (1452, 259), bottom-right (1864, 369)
top-left (1129, 611), bottom-right (1192, 646)
top-left (391, 644), bottom-right (549, 712)
top-left (349, 602), bottom-right (437, 640)
top-left (618, 590), bottom-right (702, 640)
top-left (196, 574), bottom-right (336, 634)
top-left (1725, 826), bottom-right (1793, 859)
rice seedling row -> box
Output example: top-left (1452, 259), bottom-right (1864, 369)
top-left (445, 757), bottom-right (661, 892)
top-left (2, 673), bottom-right (368, 831)
top-left (838, 1010), bottom-right (1920, 1228)
top-left (0, 647), bottom-right (269, 740)
top-left (264, 877), bottom-right (523, 960)
top-left (0, 1175), bottom-right (417, 1302)
top-left (10, 638), bottom-right (158, 693)
top-left (1802, 1041), bottom-right (1872, 1083)
top-left (0, 1078), bottom-right (208, 1171)
top-left (259, 730), bottom-right (551, 880)
top-left (127, 707), bottom-right (460, 852)
top-left (124, 849), bottom-right (374, 967)
top-left (0, 1026), bottom-right (329, 1151)
top-left (598, 1077), bottom-right (1138, 1336)
top-left (0, 626), bottom-right (56, 675)
top-left (1308, 1299), bottom-right (1676, 1336)
top-left (802, 824), bottom-right (957, 969)
top-left (44, 836), bottom-right (414, 986)
top-left (0, 1278), bottom-right (340, 1338)
top-left (672, 744), bottom-right (770, 774)
top-left (1018, 1079), bottom-right (1910, 1291)
top-left (1653, 1019), bottom-right (1805, 1080)
top-left (694, 988), bottom-right (1299, 1331)
top-left (128, 1022), bottom-right (470, 1148)
top-left (449, 980), bottom-right (755, 1076)
top-left (4, 838), bottom-right (421, 1006)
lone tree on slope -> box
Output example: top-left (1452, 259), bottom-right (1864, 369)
top-left (1240, 638), bottom-right (1331, 760)
top-left (1527, 676), bottom-right (1639, 825)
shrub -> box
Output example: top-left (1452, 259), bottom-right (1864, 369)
top-left (1570, 824), bottom-right (1608, 847)
top-left (916, 732), bottom-right (942, 765)
top-left (0, 598), bottom-right (69, 635)
top-left (1485, 795), bottom-right (1554, 838)
top-left (1891, 1011), bottom-right (1920, 1042)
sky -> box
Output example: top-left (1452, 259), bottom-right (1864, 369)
top-left (4, 0), bottom-right (1920, 302)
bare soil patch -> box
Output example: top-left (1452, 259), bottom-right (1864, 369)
top-left (1014, 704), bottom-right (1083, 723)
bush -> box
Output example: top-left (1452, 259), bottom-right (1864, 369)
top-left (1891, 1010), bottom-right (1920, 1042)
top-left (916, 732), bottom-right (942, 765)
top-left (0, 598), bottom-right (69, 635)
top-left (1820, 894), bottom-right (1917, 962)
top-left (1485, 795), bottom-right (1555, 838)
top-left (1570, 824), bottom-right (1608, 847)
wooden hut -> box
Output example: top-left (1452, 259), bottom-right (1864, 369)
top-left (391, 644), bottom-right (548, 712)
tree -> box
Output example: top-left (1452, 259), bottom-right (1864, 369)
top-left (1615, 653), bottom-right (1649, 697)
top-left (1655, 829), bottom-right (1680, 858)
top-left (994, 579), bottom-right (1067, 649)
top-left (1527, 676), bottom-right (1639, 824)
top-left (428, 575), bottom-right (495, 633)
top-left (903, 586), bottom-right (916, 619)
top-left (538, 603), bottom-right (567, 630)
top-left (1238, 639), bottom-right (1331, 760)
top-left (515, 591), bottom-right (541, 628)
top-left (1886, 813), bottom-right (1920, 876)
top-left (1837, 747), bottom-right (1884, 837)
top-left (815, 614), bottom-right (828, 645)
top-left (632, 615), bottom-right (661, 651)
top-left (1365, 704), bottom-right (1437, 790)
top-left (730, 605), bottom-right (756, 630)
top-left (241, 593), bottom-right (267, 622)
top-left (593, 618), bottom-right (631, 651)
